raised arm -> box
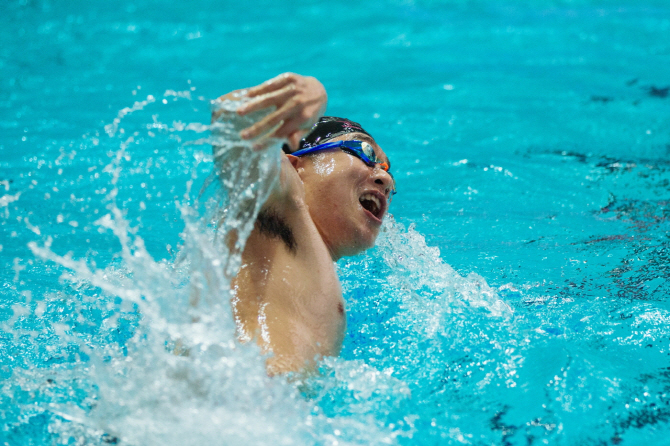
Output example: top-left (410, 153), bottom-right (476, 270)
top-left (209, 74), bottom-right (326, 243)
top-left (225, 73), bottom-right (327, 151)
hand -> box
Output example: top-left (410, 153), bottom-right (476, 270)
top-left (235, 73), bottom-right (327, 149)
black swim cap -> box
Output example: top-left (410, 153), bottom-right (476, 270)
top-left (282, 116), bottom-right (374, 153)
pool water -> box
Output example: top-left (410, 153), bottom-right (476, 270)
top-left (2, 0), bottom-right (670, 444)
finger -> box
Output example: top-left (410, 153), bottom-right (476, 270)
top-left (250, 120), bottom-right (284, 151)
top-left (241, 110), bottom-right (286, 140)
top-left (271, 117), bottom-right (305, 140)
top-left (241, 101), bottom-right (297, 140)
top-left (247, 73), bottom-right (295, 98)
top-left (274, 101), bottom-right (323, 135)
top-left (214, 88), bottom-right (247, 102)
top-left (265, 98), bottom-right (325, 139)
top-left (238, 85), bottom-right (296, 116)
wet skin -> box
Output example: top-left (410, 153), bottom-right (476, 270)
top-left (231, 133), bottom-right (394, 374)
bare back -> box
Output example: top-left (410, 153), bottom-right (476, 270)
top-left (230, 155), bottom-right (345, 374)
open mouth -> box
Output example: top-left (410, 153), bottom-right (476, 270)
top-left (359, 192), bottom-right (385, 220)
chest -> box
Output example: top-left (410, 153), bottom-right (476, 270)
top-left (234, 225), bottom-right (346, 344)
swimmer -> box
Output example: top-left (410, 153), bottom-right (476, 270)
top-left (213, 73), bottom-right (395, 374)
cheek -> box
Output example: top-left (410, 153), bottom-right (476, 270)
top-left (312, 154), bottom-right (336, 176)
top-left (311, 158), bottom-right (361, 193)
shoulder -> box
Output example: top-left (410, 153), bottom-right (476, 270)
top-left (262, 153), bottom-right (307, 215)
top-left (278, 154), bottom-right (305, 202)
top-left (253, 153), bottom-right (309, 254)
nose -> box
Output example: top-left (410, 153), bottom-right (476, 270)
top-left (371, 167), bottom-right (394, 196)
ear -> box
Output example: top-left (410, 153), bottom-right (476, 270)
top-left (286, 154), bottom-right (302, 171)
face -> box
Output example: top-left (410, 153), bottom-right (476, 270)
top-left (292, 133), bottom-right (394, 260)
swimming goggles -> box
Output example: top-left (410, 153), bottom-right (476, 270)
top-left (291, 140), bottom-right (396, 195)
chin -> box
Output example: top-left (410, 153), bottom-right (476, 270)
top-left (326, 208), bottom-right (382, 259)
top-left (335, 232), bottom-right (377, 258)
top-left (352, 228), bottom-right (380, 255)
top-left (364, 229), bottom-right (380, 249)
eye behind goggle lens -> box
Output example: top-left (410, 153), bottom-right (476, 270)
top-left (360, 141), bottom-right (376, 160)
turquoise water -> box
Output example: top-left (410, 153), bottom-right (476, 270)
top-left (2, 0), bottom-right (670, 444)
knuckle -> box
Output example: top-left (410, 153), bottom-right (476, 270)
top-left (279, 85), bottom-right (294, 97)
top-left (286, 97), bottom-right (298, 109)
top-left (252, 97), bottom-right (266, 109)
top-left (268, 114), bottom-right (282, 126)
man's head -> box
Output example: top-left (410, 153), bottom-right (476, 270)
top-left (296, 116), bottom-right (374, 150)
top-left (287, 117), bottom-right (394, 261)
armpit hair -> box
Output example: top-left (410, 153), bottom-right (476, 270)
top-left (256, 208), bottom-right (297, 254)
